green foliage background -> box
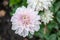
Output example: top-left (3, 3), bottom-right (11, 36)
top-left (10, 0), bottom-right (60, 40)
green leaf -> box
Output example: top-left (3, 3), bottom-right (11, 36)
top-left (28, 33), bottom-right (33, 38)
top-left (33, 24), bottom-right (45, 38)
top-left (22, 0), bottom-right (27, 6)
top-left (10, 5), bottom-right (19, 16)
top-left (54, 2), bottom-right (60, 12)
top-left (57, 30), bottom-right (60, 36)
top-left (34, 32), bottom-right (40, 37)
top-left (48, 34), bottom-right (56, 40)
top-left (56, 11), bottom-right (60, 23)
top-left (10, 0), bottom-right (21, 6)
top-left (47, 21), bottom-right (58, 30)
top-left (58, 37), bottom-right (60, 40)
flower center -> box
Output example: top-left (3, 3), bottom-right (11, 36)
top-left (21, 15), bottom-right (30, 25)
top-left (22, 15), bottom-right (28, 19)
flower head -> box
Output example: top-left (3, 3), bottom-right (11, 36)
top-left (27, 0), bottom-right (53, 11)
top-left (11, 6), bottom-right (41, 37)
top-left (40, 10), bottom-right (53, 25)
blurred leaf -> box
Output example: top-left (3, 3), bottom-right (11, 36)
top-left (58, 37), bottom-right (60, 40)
top-left (10, 0), bottom-right (21, 6)
top-left (50, 6), bottom-right (55, 12)
top-left (47, 21), bottom-right (58, 30)
top-left (54, 2), bottom-right (60, 12)
top-left (10, 6), bottom-right (18, 16)
top-left (34, 24), bottom-right (44, 38)
top-left (57, 30), bottom-right (60, 36)
top-left (22, 0), bottom-right (27, 7)
top-left (56, 11), bottom-right (60, 23)
top-left (28, 33), bottom-right (33, 38)
top-left (48, 34), bottom-right (56, 40)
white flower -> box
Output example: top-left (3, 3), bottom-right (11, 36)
top-left (40, 10), bottom-right (53, 25)
top-left (11, 6), bottom-right (41, 37)
top-left (27, 0), bottom-right (53, 11)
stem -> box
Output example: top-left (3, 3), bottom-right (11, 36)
top-left (44, 25), bottom-right (48, 34)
